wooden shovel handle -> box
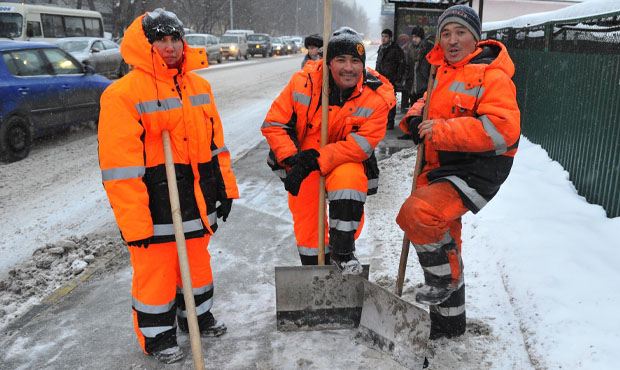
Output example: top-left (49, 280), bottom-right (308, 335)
top-left (162, 131), bottom-right (205, 369)
top-left (395, 64), bottom-right (437, 297)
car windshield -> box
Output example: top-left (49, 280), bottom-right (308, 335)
top-left (57, 40), bottom-right (90, 53)
top-left (219, 35), bottom-right (238, 43)
top-left (185, 36), bottom-right (204, 46)
top-left (0, 13), bottom-right (23, 38)
top-left (247, 35), bottom-right (268, 42)
top-left (272, 38), bottom-right (282, 43)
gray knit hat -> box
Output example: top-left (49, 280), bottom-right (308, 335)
top-left (437, 5), bottom-right (481, 42)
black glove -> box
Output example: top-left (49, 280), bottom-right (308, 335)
top-left (216, 198), bottom-right (233, 222)
top-left (283, 149), bottom-right (320, 196)
top-left (407, 116), bottom-right (423, 144)
top-left (127, 237), bottom-right (152, 248)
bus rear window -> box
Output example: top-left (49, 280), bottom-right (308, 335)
top-left (0, 13), bottom-right (22, 38)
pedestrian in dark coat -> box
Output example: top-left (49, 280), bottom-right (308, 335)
top-left (376, 28), bottom-right (404, 129)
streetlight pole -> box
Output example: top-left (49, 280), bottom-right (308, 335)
top-left (229, 0), bottom-right (234, 30)
top-left (295, 0), bottom-right (299, 35)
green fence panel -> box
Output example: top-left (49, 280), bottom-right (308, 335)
top-left (510, 49), bottom-right (620, 217)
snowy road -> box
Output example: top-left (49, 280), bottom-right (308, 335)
top-left (0, 54), bottom-right (304, 280)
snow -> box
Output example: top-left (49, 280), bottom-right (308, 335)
top-left (1, 50), bottom-right (619, 368)
top-left (483, 0), bottom-right (620, 31)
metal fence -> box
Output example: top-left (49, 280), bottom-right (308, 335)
top-left (484, 10), bottom-right (620, 217)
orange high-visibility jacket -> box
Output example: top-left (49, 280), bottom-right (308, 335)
top-left (98, 15), bottom-right (238, 245)
top-left (262, 60), bottom-right (395, 175)
top-left (399, 40), bottom-right (520, 213)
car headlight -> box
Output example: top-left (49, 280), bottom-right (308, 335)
top-left (230, 45), bottom-right (236, 50)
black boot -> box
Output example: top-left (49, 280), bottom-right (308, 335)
top-left (152, 345), bottom-right (185, 364)
top-left (179, 311), bottom-right (227, 337)
top-left (331, 252), bottom-right (363, 275)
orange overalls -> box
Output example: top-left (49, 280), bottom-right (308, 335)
top-left (396, 40), bottom-right (520, 337)
top-left (98, 15), bottom-right (238, 354)
top-left (262, 60), bottom-right (395, 263)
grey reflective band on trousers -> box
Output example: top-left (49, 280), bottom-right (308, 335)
top-left (367, 178), bottom-right (379, 191)
top-left (430, 304), bottom-right (465, 317)
top-left (211, 145), bottom-right (229, 156)
top-left (140, 326), bottom-right (175, 338)
top-left (329, 218), bottom-right (360, 232)
top-left (441, 175), bottom-right (488, 210)
top-left (208, 212), bottom-right (217, 226)
top-left (176, 283), bottom-right (214, 296)
top-left (133, 297), bottom-right (175, 314)
top-left (449, 81), bottom-right (485, 99)
top-left (261, 121), bottom-right (288, 129)
top-left (293, 91), bottom-right (311, 106)
top-left (352, 107), bottom-right (374, 118)
top-left (350, 133), bottom-right (373, 158)
top-left (297, 245), bottom-right (331, 256)
top-left (135, 97), bottom-right (182, 114)
top-left (412, 232), bottom-right (453, 253)
top-left (327, 189), bottom-right (367, 202)
top-left (101, 166), bottom-right (145, 181)
top-left (177, 297), bottom-right (213, 318)
top-left (189, 93), bottom-right (211, 106)
top-left (479, 115), bottom-right (508, 155)
top-left (153, 218), bottom-right (204, 237)
top-left (422, 263), bottom-right (452, 276)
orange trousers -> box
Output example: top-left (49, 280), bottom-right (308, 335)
top-left (288, 162), bottom-right (366, 259)
top-left (128, 235), bottom-right (213, 354)
top-left (396, 181), bottom-right (467, 249)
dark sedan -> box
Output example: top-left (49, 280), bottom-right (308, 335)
top-left (0, 41), bottom-right (110, 162)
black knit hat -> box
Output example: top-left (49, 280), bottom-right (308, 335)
top-left (142, 8), bottom-right (184, 44)
top-left (304, 34), bottom-right (323, 48)
top-left (381, 28), bottom-right (393, 38)
top-left (410, 25), bottom-right (424, 39)
top-left (327, 27), bottom-right (365, 66)
top-left (437, 5), bottom-right (481, 41)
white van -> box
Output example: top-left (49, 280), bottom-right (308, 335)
top-left (0, 2), bottom-right (104, 42)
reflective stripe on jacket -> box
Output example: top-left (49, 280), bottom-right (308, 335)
top-left (399, 40), bottom-right (520, 213)
top-left (261, 59), bottom-right (395, 176)
top-left (98, 15), bottom-right (238, 244)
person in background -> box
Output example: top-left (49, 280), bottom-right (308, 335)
top-left (98, 9), bottom-right (238, 363)
top-left (375, 28), bottom-right (404, 129)
top-left (399, 25), bottom-right (434, 139)
top-left (396, 5), bottom-right (520, 340)
top-left (301, 33), bottom-right (323, 68)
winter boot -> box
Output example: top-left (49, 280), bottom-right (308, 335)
top-left (152, 345), bottom-right (185, 364)
top-left (331, 252), bottom-right (363, 275)
top-left (199, 311), bottom-right (227, 337)
top-left (178, 311), bottom-right (227, 337)
top-left (414, 278), bottom-right (462, 306)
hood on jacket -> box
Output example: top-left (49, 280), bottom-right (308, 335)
top-left (120, 14), bottom-right (208, 77)
top-left (426, 39), bottom-right (514, 78)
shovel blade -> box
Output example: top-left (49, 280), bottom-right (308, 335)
top-left (275, 265), bottom-right (369, 331)
top-left (356, 281), bottom-right (430, 368)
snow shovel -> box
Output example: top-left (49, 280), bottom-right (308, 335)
top-left (162, 130), bottom-right (205, 369)
top-left (275, 0), bottom-right (370, 331)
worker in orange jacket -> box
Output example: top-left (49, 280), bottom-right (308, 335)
top-left (396, 5), bottom-right (520, 340)
top-left (262, 27), bottom-right (395, 275)
top-left (98, 9), bottom-right (238, 363)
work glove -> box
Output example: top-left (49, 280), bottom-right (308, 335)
top-left (283, 149), bottom-right (320, 196)
top-left (407, 116), bottom-right (423, 144)
top-left (127, 237), bottom-right (152, 248)
top-left (216, 198), bottom-right (233, 222)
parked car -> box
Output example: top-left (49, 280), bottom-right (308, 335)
top-left (271, 37), bottom-right (287, 56)
top-left (0, 40), bottom-right (110, 162)
top-left (219, 34), bottom-right (248, 60)
top-left (54, 37), bottom-right (127, 79)
top-left (247, 33), bottom-right (272, 58)
top-left (185, 33), bottom-right (222, 64)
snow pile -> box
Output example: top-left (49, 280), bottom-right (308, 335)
top-left (483, 0), bottom-right (620, 31)
top-left (0, 235), bottom-right (125, 330)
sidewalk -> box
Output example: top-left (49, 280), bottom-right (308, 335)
top-left (0, 140), bottom-right (407, 370)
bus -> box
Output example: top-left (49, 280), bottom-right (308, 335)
top-left (0, 2), bottom-right (104, 42)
